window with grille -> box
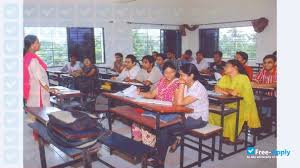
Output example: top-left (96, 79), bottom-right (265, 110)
top-left (132, 29), bottom-right (162, 60)
top-left (24, 27), bottom-right (68, 66)
top-left (24, 27), bottom-right (105, 66)
top-left (199, 26), bottom-right (257, 60)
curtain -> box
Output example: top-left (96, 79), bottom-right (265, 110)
top-left (67, 27), bottom-right (96, 63)
top-left (161, 29), bottom-right (182, 58)
top-left (199, 28), bottom-right (219, 58)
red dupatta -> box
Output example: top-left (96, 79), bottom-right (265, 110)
top-left (23, 52), bottom-right (47, 100)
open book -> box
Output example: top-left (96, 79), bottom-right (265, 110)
top-left (113, 85), bottom-right (142, 98)
top-left (134, 98), bottom-right (173, 106)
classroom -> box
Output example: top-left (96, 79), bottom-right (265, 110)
top-left (22, 0), bottom-right (277, 168)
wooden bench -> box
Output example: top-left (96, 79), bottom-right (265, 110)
top-left (181, 124), bottom-right (222, 168)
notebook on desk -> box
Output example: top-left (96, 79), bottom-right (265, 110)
top-left (207, 90), bottom-right (223, 96)
top-left (134, 98), bottom-right (172, 106)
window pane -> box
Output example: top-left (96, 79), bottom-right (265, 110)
top-left (132, 29), bottom-right (162, 60)
top-left (94, 28), bottom-right (105, 64)
top-left (219, 26), bottom-right (257, 60)
top-left (24, 27), bottom-right (68, 66)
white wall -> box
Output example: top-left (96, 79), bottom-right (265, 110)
top-left (182, 0), bottom-right (277, 65)
top-left (23, 0), bottom-right (276, 66)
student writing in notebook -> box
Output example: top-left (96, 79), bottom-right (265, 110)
top-left (149, 63), bottom-right (209, 167)
top-left (134, 55), bottom-right (163, 86)
top-left (111, 54), bottom-right (141, 82)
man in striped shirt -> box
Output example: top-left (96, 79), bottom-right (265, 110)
top-left (251, 54), bottom-right (277, 133)
top-left (252, 54), bottom-right (277, 96)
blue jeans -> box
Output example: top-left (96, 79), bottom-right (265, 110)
top-left (142, 111), bottom-right (179, 123)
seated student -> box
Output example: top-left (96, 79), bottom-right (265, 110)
top-left (134, 55), bottom-right (163, 86)
top-left (235, 51), bottom-right (253, 80)
top-left (155, 53), bottom-right (166, 73)
top-left (209, 59), bottom-right (261, 145)
top-left (61, 55), bottom-right (82, 73)
top-left (165, 50), bottom-right (182, 72)
top-left (112, 52), bottom-right (124, 73)
top-left (132, 62), bottom-right (179, 144)
top-left (252, 54), bottom-right (277, 91)
top-left (192, 50), bottom-right (209, 72)
top-left (207, 51), bottom-right (226, 74)
top-left (152, 51), bottom-right (159, 61)
top-left (112, 54), bottom-right (141, 82)
top-left (74, 57), bottom-right (98, 94)
top-left (180, 49), bottom-right (194, 65)
top-left (251, 54), bottom-right (277, 132)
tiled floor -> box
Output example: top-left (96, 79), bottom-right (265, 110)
top-left (24, 115), bottom-right (276, 168)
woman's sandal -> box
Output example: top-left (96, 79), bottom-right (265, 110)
top-left (169, 138), bottom-right (181, 153)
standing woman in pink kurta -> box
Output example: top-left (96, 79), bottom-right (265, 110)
top-left (23, 35), bottom-right (56, 108)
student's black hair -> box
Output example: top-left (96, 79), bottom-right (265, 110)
top-left (152, 51), bottom-right (159, 55)
top-left (185, 49), bottom-right (193, 56)
top-left (272, 51), bottom-right (277, 57)
top-left (167, 49), bottom-right (175, 54)
top-left (156, 53), bottom-right (166, 60)
top-left (227, 59), bottom-right (248, 76)
top-left (196, 50), bottom-right (205, 57)
top-left (115, 52), bottom-right (123, 58)
top-left (236, 51), bottom-right (249, 63)
top-left (24, 35), bottom-right (38, 56)
top-left (263, 54), bottom-right (277, 62)
top-left (126, 54), bottom-right (141, 67)
top-left (214, 51), bottom-right (223, 57)
top-left (180, 63), bottom-right (201, 81)
top-left (142, 55), bottom-right (155, 67)
top-left (162, 61), bottom-right (177, 72)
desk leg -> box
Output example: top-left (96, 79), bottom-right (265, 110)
top-left (219, 103), bottom-right (225, 160)
top-left (107, 98), bottom-right (112, 155)
top-left (180, 113), bottom-right (185, 168)
top-left (38, 135), bottom-right (47, 168)
top-left (234, 100), bottom-right (240, 152)
top-left (82, 149), bottom-right (92, 168)
top-left (155, 114), bottom-right (165, 168)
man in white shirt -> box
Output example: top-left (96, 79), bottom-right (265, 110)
top-left (61, 56), bottom-right (82, 73)
top-left (112, 54), bottom-right (141, 81)
top-left (135, 55), bottom-right (163, 86)
top-left (192, 51), bottom-right (209, 72)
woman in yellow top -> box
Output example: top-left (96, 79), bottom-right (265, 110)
top-left (209, 59), bottom-right (261, 144)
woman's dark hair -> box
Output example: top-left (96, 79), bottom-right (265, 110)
top-left (236, 51), bottom-right (249, 63)
top-left (142, 55), bottom-right (155, 67)
top-left (115, 52), bottom-right (123, 58)
top-left (156, 53), bottom-right (166, 60)
top-left (180, 63), bottom-right (201, 81)
top-left (227, 59), bottom-right (248, 76)
top-left (24, 35), bottom-right (38, 56)
top-left (162, 61), bottom-right (177, 72)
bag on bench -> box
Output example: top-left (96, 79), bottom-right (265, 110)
top-left (46, 110), bottom-right (110, 149)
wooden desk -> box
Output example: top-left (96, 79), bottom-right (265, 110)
top-left (49, 86), bottom-right (85, 109)
top-left (103, 92), bottom-right (192, 167)
top-left (47, 70), bottom-right (68, 86)
top-left (25, 106), bottom-right (61, 124)
top-left (206, 92), bottom-right (249, 160)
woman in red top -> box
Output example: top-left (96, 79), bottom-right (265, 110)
top-left (236, 51), bottom-right (253, 81)
top-left (131, 62), bottom-right (179, 143)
